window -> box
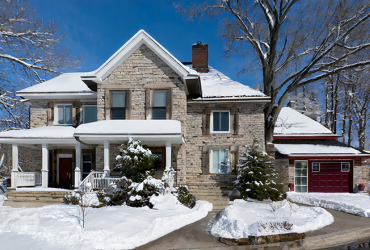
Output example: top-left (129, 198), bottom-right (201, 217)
top-left (210, 149), bottom-right (230, 174)
top-left (111, 91), bottom-right (126, 120)
top-left (341, 162), bottom-right (350, 172)
top-left (82, 154), bottom-right (92, 179)
top-left (56, 104), bottom-right (72, 125)
top-left (295, 160), bottom-right (308, 192)
top-left (153, 90), bottom-right (167, 120)
top-left (83, 105), bottom-right (97, 124)
top-left (211, 111), bottom-right (230, 133)
top-left (312, 162), bottom-right (320, 172)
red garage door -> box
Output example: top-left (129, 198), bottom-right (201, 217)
top-left (310, 162), bottom-right (350, 193)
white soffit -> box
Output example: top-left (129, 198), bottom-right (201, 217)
top-left (95, 30), bottom-right (195, 81)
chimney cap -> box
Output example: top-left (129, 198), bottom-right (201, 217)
top-left (197, 41), bottom-right (202, 45)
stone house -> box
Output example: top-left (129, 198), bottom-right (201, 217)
top-left (274, 107), bottom-right (370, 193)
top-left (0, 30), bottom-right (269, 209)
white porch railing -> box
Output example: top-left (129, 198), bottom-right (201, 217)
top-left (16, 172), bottom-right (42, 187)
top-left (79, 171), bottom-right (120, 192)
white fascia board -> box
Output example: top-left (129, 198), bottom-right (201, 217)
top-left (75, 134), bottom-right (183, 145)
top-left (287, 154), bottom-right (370, 157)
top-left (187, 96), bottom-right (271, 103)
top-left (0, 138), bottom-right (77, 145)
top-left (95, 30), bottom-right (190, 81)
top-left (16, 92), bottom-right (97, 100)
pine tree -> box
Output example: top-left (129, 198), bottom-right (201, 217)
top-left (115, 138), bottom-right (157, 182)
top-left (236, 139), bottom-right (286, 201)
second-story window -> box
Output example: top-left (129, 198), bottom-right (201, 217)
top-left (152, 90), bottom-right (167, 120)
top-left (83, 105), bottom-right (97, 124)
top-left (57, 104), bottom-right (72, 125)
top-left (211, 111), bottom-right (230, 133)
top-left (111, 91), bottom-right (126, 120)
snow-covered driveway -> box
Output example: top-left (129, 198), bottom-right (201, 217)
top-left (0, 198), bottom-right (212, 250)
top-left (287, 192), bottom-right (370, 217)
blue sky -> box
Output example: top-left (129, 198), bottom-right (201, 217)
top-left (30, 0), bottom-right (259, 88)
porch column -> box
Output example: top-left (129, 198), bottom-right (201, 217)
top-left (165, 143), bottom-right (171, 171)
top-left (41, 143), bottom-right (49, 188)
top-left (104, 141), bottom-right (110, 177)
top-left (11, 144), bottom-right (18, 189)
top-left (74, 143), bottom-right (81, 188)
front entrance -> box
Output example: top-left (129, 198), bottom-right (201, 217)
top-left (59, 156), bottom-right (73, 188)
top-left (309, 162), bottom-right (351, 193)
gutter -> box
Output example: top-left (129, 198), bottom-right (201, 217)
top-left (187, 96), bottom-right (271, 103)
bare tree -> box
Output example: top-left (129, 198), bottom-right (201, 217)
top-left (177, 0), bottom-right (370, 143)
top-left (0, 0), bottom-right (82, 130)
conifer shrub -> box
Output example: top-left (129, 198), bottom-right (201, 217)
top-left (115, 138), bottom-right (158, 182)
top-left (235, 139), bottom-right (286, 201)
top-left (177, 186), bottom-right (196, 208)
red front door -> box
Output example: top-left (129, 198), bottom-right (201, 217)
top-left (59, 158), bottom-right (72, 188)
top-left (310, 162), bottom-right (350, 193)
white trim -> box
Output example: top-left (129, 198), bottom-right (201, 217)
top-left (82, 105), bottom-right (97, 124)
top-left (17, 92), bottom-right (97, 100)
top-left (294, 160), bottom-right (308, 193)
top-left (95, 30), bottom-right (194, 81)
top-left (210, 110), bottom-right (230, 133)
top-left (57, 154), bottom-right (73, 186)
top-left (54, 103), bottom-right (73, 126)
top-left (312, 162), bottom-right (320, 172)
top-left (341, 162), bottom-right (350, 172)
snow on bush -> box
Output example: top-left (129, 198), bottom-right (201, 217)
top-left (288, 192), bottom-right (370, 217)
top-left (211, 199), bottom-right (333, 238)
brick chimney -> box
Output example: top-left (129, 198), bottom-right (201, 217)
top-left (192, 42), bottom-right (209, 73)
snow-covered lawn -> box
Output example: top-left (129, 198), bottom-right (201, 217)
top-left (0, 194), bottom-right (212, 249)
top-left (288, 192), bottom-right (370, 217)
top-left (211, 199), bottom-right (333, 239)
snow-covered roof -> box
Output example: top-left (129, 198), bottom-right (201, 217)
top-left (0, 126), bottom-right (75, 139)
top-left (275, 143), bottom-right (363, 156)
top-left (275, 107), bottom-right (333, 135)
top-left (190, 66), bottom-right (266, 99)
top-left (74, 120), bottom-right (183, 145)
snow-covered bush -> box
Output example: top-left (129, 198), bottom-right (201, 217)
top-left (177, 186), bottom-right (196, 208)
top-left (128, 176), bottom-right (165, 208)
top-left (63, 191), bottom-right (80, 205)
top-left (235, 139), bottom-right (286, 201)
top-left (115, 138), bottom-right (158, 182)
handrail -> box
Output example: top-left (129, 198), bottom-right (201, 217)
top-left (79, 171), bottom-right (120, 191)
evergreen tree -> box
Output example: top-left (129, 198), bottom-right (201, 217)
top-left (236, 139), bottom-right (286, 201)
top-left (115, 138), bottom-right (157, 182)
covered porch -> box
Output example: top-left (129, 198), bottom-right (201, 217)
top-left (0, 120), bottom-right (183, 190)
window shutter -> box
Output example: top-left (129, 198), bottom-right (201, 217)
top-left (145, 89), bottom-right (152, 120)
top-left (166, 88), bottom-right (172, 120)
top-left (47, 101), bottom-right (55, 126)
top-left (230, 146), bottom-right (239, 172)
top-left (202, 146), bottom-right (210, 175)
top-left (230, 107), bottom-right (239, 135)
top-left (202, 108), bottom-right (211, 135)
top-left (125, 90), bottom-right (132, 119)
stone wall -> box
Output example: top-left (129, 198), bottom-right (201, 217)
top-left (29, 100), bottom-right (48, 128)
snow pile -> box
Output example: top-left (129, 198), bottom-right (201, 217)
top-left (288, 192), bottom-right (370, 217)
top-left (0, 199), bottom-right (212, 249)
top-left (275, 107), bottom-right (332, 135)
top-left (0, 194), bottom-right (6, 206)
top-left (211, 199), bottom-right (333, 238)
top-left (197, 66), bottom-right (266, 98)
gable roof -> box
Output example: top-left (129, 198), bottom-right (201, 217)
top-left (274, 107), bottom-right (338, 138)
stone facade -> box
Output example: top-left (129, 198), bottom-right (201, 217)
top-left (29, 100), bottom-right (48, 129)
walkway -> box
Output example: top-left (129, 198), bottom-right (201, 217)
top-left (135, 207), bottom-right (370, 250)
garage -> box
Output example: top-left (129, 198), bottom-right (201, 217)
top-left (309, 162), bottom-right (351, 193)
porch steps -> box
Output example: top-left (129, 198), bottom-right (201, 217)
top-left (4, 190), bottom-right (69, 208)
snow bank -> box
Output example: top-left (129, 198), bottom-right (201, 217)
top-left (0, 199), bottom-right (212, 249)
top-left (211, 199), bottom-right (333, 238)
top-left (288, 192), bottom-right (370, 217)
top-left (275, 107), bottom-right (332, 135)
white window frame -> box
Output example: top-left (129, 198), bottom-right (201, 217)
top-left (82, 105), bottom-right (97, 124)
top-left (54, 103), bottom-right (73, 125)
top-left (341, 162), bottom-right (350, 172)
top-left (210, 110), bottom-right (230, 133)
top-left (294, 160), bottom-right (308, 193)
top-left (312, 162), bottom-right (320, 172)
top-left (209, 148), bottom-right (230, 174)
